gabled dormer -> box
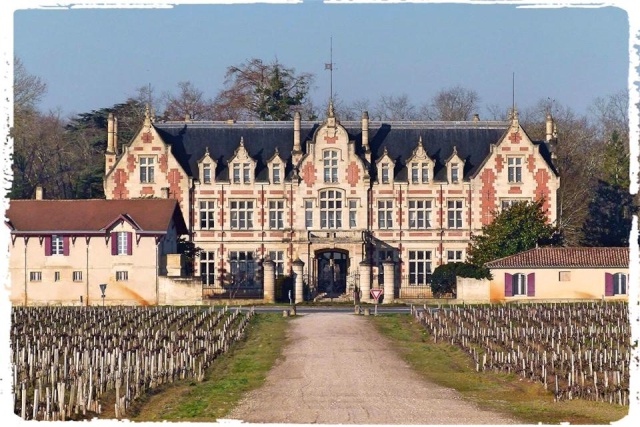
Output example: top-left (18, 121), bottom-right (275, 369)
top-left (376, 147), bottom-right (394, 185)
top-left (267, 147), bottom-right (284, 185)
top-left (228, 137), bottom-right (255, 184)
top-left (197, 147), bottom-right (216, 185)
top-left (407, 136), bottom-right (432, 184)
top-left (444, 146), bottom-right (464, 184)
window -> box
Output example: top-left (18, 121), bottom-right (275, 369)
top-left (559, 271), bottom-right (571, 282)
top-left (411, 163), bottom-right (419, 184)
top-left (200, 251), bottom-right (215, 286)
top-left (230, 200), bottom-right (254, 229)
top-left (73, 271), bottom-right (83, 282)
top-left (268, 251), bottom-right (285, 276)
top-left (501, 199), bottom-right (520, 211)
top-left (199, 201), bottom-right (215, 229)
top-left (377, 200), bottom-right (393, 229)
top-left (447, 200), bottom-right (463, 228)
top-left (409, 250), bottom-right (432, 286)
top-left (202, 163), bottom-right (211, 184)
top-left (116, 271), bottom-right (128, 281)
top-left (272, 163), bottom-right (281, 184)
top-left (304, 200), bottom-right (313, 229)
top-left (613, 273), bottom-right (627, 295)
top-left (507, 157), bottom-right (522, 183)
top-left (447, 250), bottom-right (463, 262)
top-left (450, 163), bottom-right (459, 183)
top-left (320, 190), bottom-right (342, 229)
top-left (243, 163), bottom-right (251, 183)
top-left (54, 271), bottom-right (60, 282)
top-left (116, 232), bottom-right (129, 255)
top-left (29, 271), bottom-right (42, 282)
top-left (511, 273), bottom-right (526, 295)
top-left (140, 156), bottom-right (154, 183)
top-left (229, 251), bottom-right (256, 285)
top-left (233, 164), bottom-right (240, 184)
top-left (408, 200), bottom-right (431, 229)
top-left (323, 150), bottom-right (338, 183)
top-left (421, 163), bottom-right (429, 183)
top-left (51, 235), bottom-right (64, 255)
top-left (349, 200), bottom-right (358, 228)
top-left (381, 163), bottom-right (390, 184)
top-left (269, 200), bottom-right (284, 229)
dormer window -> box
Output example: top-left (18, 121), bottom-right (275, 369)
top-left (272, 163), bottom-right (281, 184)
top-left (232, 162), bottom-right (252, 184)
top-left (421, 163), bottom-right (429, 183)
top-left (203, 163), bottom-right (211, 184)
top-left (381, 163), bottom-right (390, 184)
top-left (233, 164), bottom-right (240, 184)
top-left (450, 163), bottom-right (459, 183)
top-left (243, 163), bottom-right (251, 183)
top-left (412, 162), bottom-right (429, 184)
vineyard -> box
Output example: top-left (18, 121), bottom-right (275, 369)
top-left (414, 302), bottom-right (630, 406)
top-left (10, 305), bottom-right (255, 420)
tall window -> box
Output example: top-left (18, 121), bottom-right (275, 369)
top-left (613, 273), bottom-right (627, 295)
top-left (304, 200), bottom-right (313, 228)
top-left (233, 164), bottom-right (241, 184)
top-left (199, 201), bottom-right (215, 229)
top-left (51, 235), bottom-right (64, 255)
top-left (507, 157), bottom-right (522, 183)
top-left (200, 251), bottom-right (215, 286)
top-left (243, 163), bottom-right (251, 183)
top-left (411, 163), bottom-right (419, 184)
top-left (381, 163), bottom-right (390, 184)
top-left (447, 200), bottom-right (463, 229)
top-left (447, 250), bottom-right (463, 262)
top-left (268, 250), bottom-right (285, 276)
top-left (323, 150), bottom-right (338, 183)
top-left (229, 251), bottom-right (255, 284)
top-left (409, 250), bottom-right (432, 286)
top-left (450, 163), bottom-right (459, 183)
top-left (512, 273), bottom-right (526, 295)
top-left (140, 156), bottom-right (154, 183)
top-left (269, 200), bottom-right (284, 229)
top-left (202, 163), bottom-right (211, 184)
top-left (421, 163), bottom-right (429, 183)
top-left (320, 189), bottom-right (342, 229)
top-left (349, 200), bottom-right (358, 228)
top-left (377, 200), bottom-right (393, 229)
top-left (116, 231), bottom-right (129, 255)
top-left (230, 201), bottom-right (254, 229)
top-left (272, 163), bottom-right (281, 184)
top-left (408, 200), bottom-right (431, 229)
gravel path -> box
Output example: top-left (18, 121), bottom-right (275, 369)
top-left (227, 313), bottom-right (517, 424)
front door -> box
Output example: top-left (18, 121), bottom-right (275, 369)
top-left (316, 250), bottom-right (348, 296)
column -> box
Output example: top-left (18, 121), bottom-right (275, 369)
top-left (263, 259), bottom-right (276, 303)
top-left (292, 258), bottom-right (305, 304)
top-left (359, 260), bottom-right (371, 303)
top-left (382, 259), bottom-right (395, 304)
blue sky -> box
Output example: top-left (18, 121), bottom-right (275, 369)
top-left (7, 1), bottom-right (633, 118)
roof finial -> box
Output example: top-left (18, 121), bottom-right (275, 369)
top-left (239, 136), bottom-right (245, 147)
top-left (328, 99), bottom-right (335, 118)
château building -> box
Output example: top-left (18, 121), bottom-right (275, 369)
top-left (103, 103), bottom-right (560, 301)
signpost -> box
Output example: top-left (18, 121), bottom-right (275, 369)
top-left (370, 289), bottom-right (382, 315)
top-left (99, 283), bottom-right (107, 307)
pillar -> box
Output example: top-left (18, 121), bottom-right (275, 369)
top-left (263, 259), bottom-right (276, 303)
top-left (359, 260), bottom-right (371, 302)
top-left (292, 258), bottom-right (305, 304)
top-left (382, 259), bottom-right (395, 304)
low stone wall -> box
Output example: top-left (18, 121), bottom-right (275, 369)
top-left (456, 277), bottom-right (490, 303)
top-left (158, 276), bottom-right (203, 305)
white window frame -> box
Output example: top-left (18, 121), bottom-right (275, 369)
top-left (199, 200), bottom-right (215, 229)
top-left (51, 235), bottom-right (64, 255)
top-left (408, 250), bottom-right (432, 286)
top-left (512, 273), bottom-right (526, 296)
top-left (323, 150), bottom-right (339, 183)
top-left (202, 163), bottom-right (212, 184)
top-left (447, 200), bottom-right (463, 229)
top-left (73, 271), bottom-right (83, 282)
top-left (447, 250), bottom-right (463, 262)
top-left (320, 189), bottom-right (343, 229)
top-left (230, 200), bottom-right (254, 229)
top-left (348, 200), bottom-right (358, 228)
top-left (613, 272), bottom-right (627, 295)
top-left (381, 163), bottom-right (390, 184)
top-left (139, 156), bottom-right (155, 183)
top-left (200, 251), bottom-right (215, 286)
top-left (450, 163), bottom-right (459, 183)
top-left (507, 157), bottom-right (523, 183)
top-left (272, 163), bottom-right (281, 184)
top-left (377, 200), bottom-right (393, 229)
top-left (116, 271), bottom-right (128, 281)
top-left (411, 163), bottom-right (419, 184)
top-left (269, 200), bottom-right (284, 229)
top-left (29, 271), bottom-right (42, 282)
top-left (242, 163), bottom-right (251, 183)
top-left (116, 231), bottom-right (128, 255)
top-left (304, 200), bottom-right (313, 229)
top-left (408, 200), bottom-right (431, 229)
top-left (232, 164), bottom-right (241, 184)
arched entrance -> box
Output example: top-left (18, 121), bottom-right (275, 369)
top-left (315, 249), bottom-right (349, 296)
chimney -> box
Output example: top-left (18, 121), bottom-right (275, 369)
top-left (107, 113), bottom-right (115, 153)
top-left (545, 113), bottom-right (554, 142)
top-left (472, 113), bottom-right (479, 122)
top-left (293, 111), bottom-right (301, 152)
top-left (113, 116), bottom-right (118, 154)
top-left (361, 111), bottom-right (370, 162)
top-left (35, 185), bottom-right (44, 200)
top-left (185, 113), bottom-right (191, 122)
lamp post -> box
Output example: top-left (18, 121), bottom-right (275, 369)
top-left (99, 283), bottom-right (107, 307)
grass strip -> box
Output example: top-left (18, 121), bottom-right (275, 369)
top-left (372, 314), bottom-right (629, 425)
top-left (125, 312), bottom-right (289, 422)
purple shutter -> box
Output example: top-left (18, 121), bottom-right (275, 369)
top-left (44, 236), bottom-right (52, 256)
top-left (63, 236), bottom-right (70, 256)
top-left (126, 232), bottom-right (133, 255)
top-left (111, 232), bottom-right (117, 255)
top-left (504, 273), bottom-right (512, 297)
top-left (604, 272), bottom-right (613, 296)
top-left (527, 273), bottom-right (535, 297)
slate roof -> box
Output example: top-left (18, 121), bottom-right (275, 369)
top-left (153, 119), bottom-right (557, 183)
top-left (5, 199), bottom-right (188, 235)
top-left (485, 247), bottom-right (630, 269)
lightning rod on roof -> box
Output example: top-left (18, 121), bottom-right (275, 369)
top-left (325, 36), bottom-right (335, 104)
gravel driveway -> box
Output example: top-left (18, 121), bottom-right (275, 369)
top-left (227, 313), bottom-right (516, 424)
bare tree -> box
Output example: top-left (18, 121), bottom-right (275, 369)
top-left (162, 81), bottom-right (214, 121)
top-left (430, 85), bottom-right (480, 121)
top-left (14, 57), bottom-right (47, 114)
top-left (590, 90), bottom-right (629, 148)
top-left (371, 94), bottom-right (418, 121)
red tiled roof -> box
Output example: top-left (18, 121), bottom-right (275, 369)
top-left (485, 247), bottom-right (629, 269)
top-left (5, 199), bottom-right (187, 235)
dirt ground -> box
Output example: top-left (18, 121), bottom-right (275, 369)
top-left (226, 313), bottom-right (517, 424)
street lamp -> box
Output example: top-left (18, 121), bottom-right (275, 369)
top-left (99, 283), bottom-right (107, 307)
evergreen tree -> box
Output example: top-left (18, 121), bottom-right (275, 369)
top-left (467, 200), bottom-right (562, 267)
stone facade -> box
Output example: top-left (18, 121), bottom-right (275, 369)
top-left (103, 105), bottom-right (560, 302)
